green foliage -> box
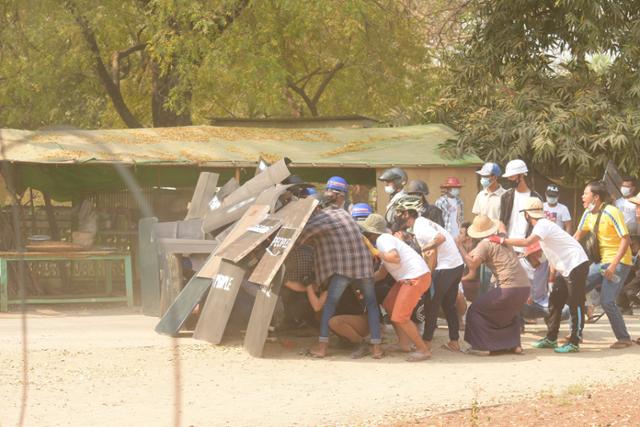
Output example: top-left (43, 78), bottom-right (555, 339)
top-left (433, 1), bottom-right (640, 185)
top-left (0, 0), bottom-right (438, 129)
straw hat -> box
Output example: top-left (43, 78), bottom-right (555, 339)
top-left (629, 192), bottom-right (640, 205)
top-left (467, 215), bottom-right (499, 239)
top-left (359, 213), bottom-right (388, 235)
top-left (519, 197), bottom-right (545, 219)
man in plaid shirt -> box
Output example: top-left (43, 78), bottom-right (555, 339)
top-left (298, 206), bottom-right (382, 358)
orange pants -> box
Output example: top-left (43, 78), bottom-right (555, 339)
top-left (383, 272), bottom-right (431, 323)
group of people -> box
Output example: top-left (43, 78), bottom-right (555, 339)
top-left (278, 160), bottom-right (640, 362)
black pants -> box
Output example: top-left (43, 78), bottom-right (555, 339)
top-left (617, 273), bottom-right (640, 309)
top-left (422, 264), bottom-right (464, 341)
top-left (546, 261), bottom-right (590, 345)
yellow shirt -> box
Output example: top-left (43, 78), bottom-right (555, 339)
top-left (578, 204), bottom-right (632, 265)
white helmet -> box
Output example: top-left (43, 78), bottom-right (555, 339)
top-left (502, 159), bottom-right (528, 177)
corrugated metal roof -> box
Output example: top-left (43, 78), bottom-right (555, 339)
top-left (0, 124), bottom-right (480, 168)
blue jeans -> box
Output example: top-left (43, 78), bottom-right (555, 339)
top-left (585, 262), bottom-right (632, 341)
top-left (319, 274), bottom-right (381, 344)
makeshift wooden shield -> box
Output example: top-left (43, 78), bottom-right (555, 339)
top-left (217, 218), bottom-right (282, 263)
top-left (191, 257), bottom-right (247, 344)
top-left (248, 197), bottom-right (318, 286)
top-left (202, 159), bottom-right (290, 233)
top-left (184, 172), bottom-right (219, 220)
top-left (243, 267), bottom-right (285, 357)
top-left (155, 205), bottom-right (270, 336)
top-left (603, 161), bottom-right (623, 201)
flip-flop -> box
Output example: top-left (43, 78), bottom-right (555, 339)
top-left (384, 343), bottom-right (411, 353)
top-left (303, 348), bottom-right (326, 359)
top-left (406, 351), bottom-right (431, 362)
top-left (440, 343), bottom-right (461, 353)
top-left (635, 338), bottom-right (640, 345)
top-left (350, 344), bottom-right (371, 359)
top-left (371, 350), bottom-right (386, 360)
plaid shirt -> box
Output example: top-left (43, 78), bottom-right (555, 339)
top-left (284, 245), bottom-right (315, 285)
top-left (298, 208), bottom-right (373, 286)
top-left (435, 195), bottom-right (464, 236)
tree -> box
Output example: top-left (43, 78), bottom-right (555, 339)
top-left (432, 0), bottom-right (640, 185)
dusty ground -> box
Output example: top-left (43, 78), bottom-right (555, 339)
top-left (1, 306), bottom-right (639, 427)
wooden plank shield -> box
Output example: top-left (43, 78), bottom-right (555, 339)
top-left (243, 267), bottom-right (285, 357)
top-left (155, 205), bottom-right (269, 336)
top-left (248, 197), bottom-right (318, 286)
top-left (191, 258), bottom-right (246, 344)
top-left (216, 218), bottom-right (282, 263)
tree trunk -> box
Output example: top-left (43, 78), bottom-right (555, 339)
top-left (151, 62), bottom-right (192, 127)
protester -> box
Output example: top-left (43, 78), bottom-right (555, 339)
top-left (297, 202), bottom-right (382, 358)
top-left (499, 159), bottom-right (542, 253)
top-left (323, 176), bottom-right (350, 211)
top-left (360, 214), bottom-right (432, 362)
top-left (435, 177), bottom-right (464, 238)
top-left (394, 196), bottom-right (464, 353)
top-left (616, 235), bottom-right (640, 316)
top-left (576, 181), bottom-right (635, 349)
top-left (543, 184), bottom-right (572, 233)
top-left (615, 176), bottom-right (638, 230)
top-left (405, 179), bottom-right (445, 227)
top-left (472, 162), bottom-right (505, 221)
top-left (351, 202), bottom-right (373, 222)
top-left (456, 215), bottom-right (530, 355)
top-left (500, 197), bottom-right (590, 353)
top-left (519, 242), bottom-right (554, 325)
top-left (378, 167), bottom-right (408, 224)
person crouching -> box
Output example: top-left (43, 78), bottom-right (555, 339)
top-left (360, 214), bottom-right (433, 362)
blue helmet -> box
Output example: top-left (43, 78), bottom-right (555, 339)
top-left (326, 176), bottom-right (348, 193)
top-left (305, 187), bottom-right (317, 196)
top-left (476, 162), bottom-right (502, 177)
top-left (351, 203), bottom-right (373, 219)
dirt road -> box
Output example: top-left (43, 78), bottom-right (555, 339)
top-left (1, 307), bottom-right (639, 426)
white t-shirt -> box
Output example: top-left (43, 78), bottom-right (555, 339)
top-left (543, 202), bottom-right (571, 228)
top-left (508, 190), bottom-right (531, 252)
top-left (472, 186), bottom-right (505, 221)
top-left (412, 216), bottom-right (463, 270)
top-left (531, 218), bottom-right (589, 277)
top-left (615, 198), bottom-right (637, 228)
top-left (376, 233), bottom-right (429, 280)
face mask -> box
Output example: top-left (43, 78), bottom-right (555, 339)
top-left (587, 202), bottom-right (596, 212)
top-left (450, 188), bottom-right (461, 197)
top-left (480, 177), bottom-right (491, 189)
top-left (384, 185), bottom-right (395, 194)
top-left (539, 253), bottom-right (548, 264)
top-left (547, 196), bottom-right (558, 205)
top-left (506, 175), bottom-right (521, 190)
top-left (621, 187), bottom-right (633, 197)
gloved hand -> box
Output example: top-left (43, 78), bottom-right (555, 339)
top-left (487, 235), bottom-right (505, 244)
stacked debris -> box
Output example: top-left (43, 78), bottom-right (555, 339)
top-left (147, 159), bottom-right (318, 357)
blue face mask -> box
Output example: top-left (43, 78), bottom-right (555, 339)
top-left (480, 177), bottom-right (491, 189)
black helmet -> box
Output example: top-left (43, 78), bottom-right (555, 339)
top-left (405, 179), bottom-right (429, 196)
top-left (378, 167), bottom-right (408, 187)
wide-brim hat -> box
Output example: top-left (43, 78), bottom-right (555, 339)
top-left (467, 215), bottom-right (499, 239)
top-left (519, 197), bottom-right (545, 219)
top-left (358, 213), bottom-right (388, 235)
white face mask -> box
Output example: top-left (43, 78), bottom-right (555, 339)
top-left (450, 188), bottom-right (461, 197)
top-left (480, 177), bottom-right (491, 189)
top-left (587, 202), bottom-right (596, 212)
top-left (384, 185), bottom-right (395, 194)
top-left (621, 187), bottom-right (633, 197)
top-left (547, 196), bottom-right (558, 205)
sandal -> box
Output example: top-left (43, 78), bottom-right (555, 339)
top-left (372, 350), bottom-right (386, 360)
top-left (406, 351), bottom-right (431, 362)
top-left (384, 343), bottom-right (411, 353)
top-left (441, 342), bottom-right (461, 353)
top-left (350, 343), bottom-right (371, 359)
top-left (303, 348), bottom-right (326, 358)
top-left (635, 338), bottom-right (640, 345)
top-left (610, 340), bottom-right (633, 349)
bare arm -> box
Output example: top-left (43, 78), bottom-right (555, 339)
top-left (284, 280), bottom-right (306, 293)
top-left (306, 287), bottom-right (327, 313)
top-left (374, 264), bottom-right (389, 282)
top-left (504, 234), bottom-right (540, 248)
top-left (456, 241), bottom-right (482, 271)
top-left (563, 220), bottom-right (573, 235)
top-left (420, 234), bottom-right (446, 251)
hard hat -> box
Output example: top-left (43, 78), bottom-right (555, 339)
top-left (378, 167), bottom-right (408, 186)
top-left (503, 159), bottom-right (528, 177)
top-left (394, 195), bottom-right (424, 213)
top-left (476, 162), bottom-right (502, 177)
top-left (326, 176), bottom-right (348, 193)
top-left (405, 180), bottom-right (429, 196)
top-left (442, 177), bottom-right (462, 188)
top-left (351, 203), bottom-right (373, 219)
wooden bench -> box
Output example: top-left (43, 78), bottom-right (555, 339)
top-left (0, 250), bottom-right (133, 312)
